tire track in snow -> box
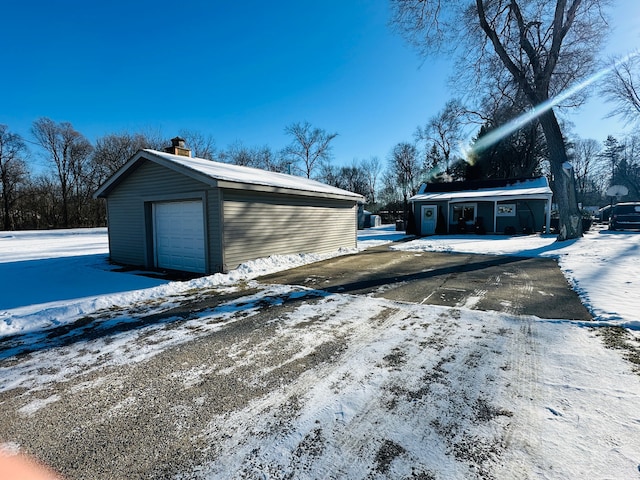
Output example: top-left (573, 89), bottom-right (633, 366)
top-left (495, 318), bottom-right (543, 479)
top-left (192, 296), bottom-right (409, 479)
top-left (498, 268), bottom-right (533, 316)
top-left (192, 302), bottom-right (520, 479)
top-left (271, 307), bottom-right (415, 479)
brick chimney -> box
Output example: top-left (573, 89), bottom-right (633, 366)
top-left (165, 136), bottom-right (191, 157)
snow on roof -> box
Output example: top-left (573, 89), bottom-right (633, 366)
top-left (410, 177), bottom-right (552, 203)
top-left (95, 149), bottom-right (364, 201)
top-left (144, 150), bottom-right (363, 200)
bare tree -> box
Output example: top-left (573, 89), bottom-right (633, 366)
top-left (390, 142), bottom-right (421, 224)
top-left (70, 138), bottom-right (97, 225)
top-left (221, 141), bottom-right (255, 167)
top-left (604, 55), bottom-right (640, 125)
top-left (416, 99), bottom-right (468, 177)
top-left (571, 138), bottom-right (605, 204)
top-left (322, 161), bottom-right (370, 197)
top-left (0, 125), bottom-right (29, 230)
top-left (136, 127), bottom-right (167, 151)
top-left (178, 129), bottom-right (217, 160)
top-left (221, 141), bottom-right (285, 172)
top-left (317, 162), bottom-right (340, 187)
top-left (92, 132), bottom-right (153, 181)
top-left (360, 156), bottom-right (382, 205)
top-left (391, 0), bottom-right (611, 240)
top-left (31, 118), bottom-right (93, 228)
top-left (282, 121), bottom-right (338, 178)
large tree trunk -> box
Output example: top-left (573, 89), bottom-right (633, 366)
top-left (539, 110), bottom-right (582, 241)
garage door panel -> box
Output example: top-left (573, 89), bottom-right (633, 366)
top-left (154, 201), bottom-right (205, 273)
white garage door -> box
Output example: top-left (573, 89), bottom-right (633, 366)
top-left (153, 201), bottom-right (205, 273)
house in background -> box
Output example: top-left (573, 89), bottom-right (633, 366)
top-left (94, 138), bottom-right (364, 274)
top-left (409, 177), bottom-right (553, 236)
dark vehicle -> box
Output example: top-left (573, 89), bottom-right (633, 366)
top-left (597, 205), bottom-right (612, 223)
top-left (609, 202), bottom-right (640, 231)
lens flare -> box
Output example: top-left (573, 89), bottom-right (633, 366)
top-left (422, 162), bottom-right (449, 183)
top-left (467, 51), bottom-right (639, 156)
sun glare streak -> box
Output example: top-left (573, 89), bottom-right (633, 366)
top-left (467, 51), bottom-right (640, 157)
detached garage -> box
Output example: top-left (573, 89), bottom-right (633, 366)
top-left (94, 140), bottom-right (364, 274)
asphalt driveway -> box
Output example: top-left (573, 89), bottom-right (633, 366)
top-left (0, 244), bottom-right (595, 479)
top-left (260, 245), bottom-right (592, 320)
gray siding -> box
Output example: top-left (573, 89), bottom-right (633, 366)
top-left (222, 190), bottom-right (357, 269)
top-left (105, 160), bottom-right (223, 272)
top-left (209, 189), bottom-right (225, 272)
top-left (476, 203), bottom-right (494, 232)
top-left (495, 199), bottom-right (547, 233)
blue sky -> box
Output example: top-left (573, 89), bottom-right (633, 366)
top-left (1, 0), bottom-right (638, 170)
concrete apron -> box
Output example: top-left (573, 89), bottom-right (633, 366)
top-left (259, 246), bottom-right (592, 321)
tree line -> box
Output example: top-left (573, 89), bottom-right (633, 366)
top-left (4, 1), bottom-right (640, 234)
top-left (0, 119), bottom-right (384, 231)
top-left (2, 111), bottom-right (637, 233)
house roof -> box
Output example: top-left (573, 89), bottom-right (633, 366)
top-left (418, 176), bottom-right (544, 193)
top-left (410, 177), bottom-right (553, 203)
top-left (94, 149), bottom-right (364, 202)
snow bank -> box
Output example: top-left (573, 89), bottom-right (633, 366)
top-left (0, 230), bottom-right (357, 337)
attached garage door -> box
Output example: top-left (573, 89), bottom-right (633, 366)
top-left (153, 201), bottom-right (206, 273)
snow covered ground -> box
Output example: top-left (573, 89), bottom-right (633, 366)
top-left (1, 225), bottom-right (639, 479)
top-left (1, 224), bottom-right (637, 335)
top-left (0, 228), bottom-right (384, 336)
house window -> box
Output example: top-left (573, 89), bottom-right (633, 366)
top-left (497, 203), bottom-right (516, 216)
top-left (451, 203), bottom-right (476, 224)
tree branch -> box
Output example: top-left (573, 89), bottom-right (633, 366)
top-left (476, 0), bottom-right (536, 101)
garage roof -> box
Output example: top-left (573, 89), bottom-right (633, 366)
top-left (409, 177), bottom-right (552, 203)
top-left (95, 149), bottom-right (365, 201)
